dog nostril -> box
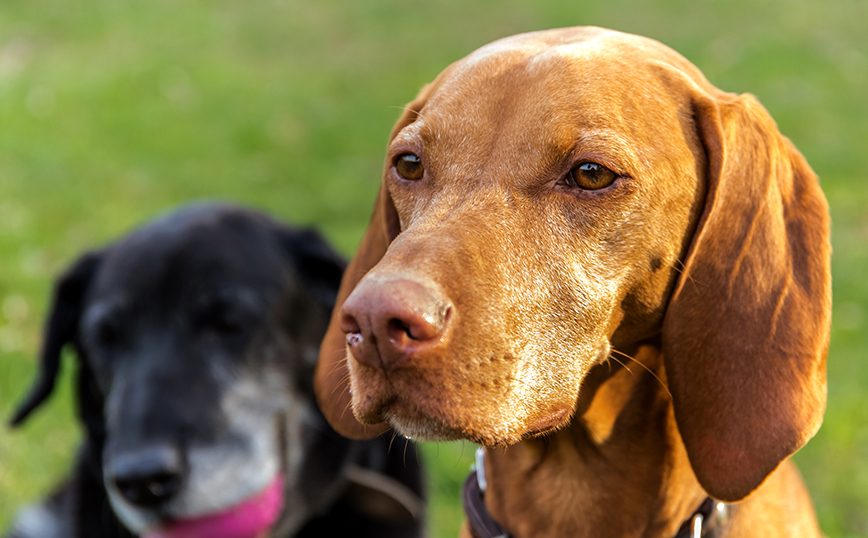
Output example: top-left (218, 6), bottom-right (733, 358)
top-left (108, 446), bottom-right (185, 507)
top-left (388, 304), bottom-right (451, 343)
top-left (340, 312), bottom-right (363, 336)
top-left (114, 471), bottom-right (183, 507)
top-left (388, 318), bottom-right (414, 341)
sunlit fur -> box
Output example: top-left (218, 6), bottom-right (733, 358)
top-left (316, 27), bottom-right (830, 537)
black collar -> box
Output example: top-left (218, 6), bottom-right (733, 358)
top-left (461, 470), bottom-right (512, 538)
top-left (462, 450), bottom-right (734, 538)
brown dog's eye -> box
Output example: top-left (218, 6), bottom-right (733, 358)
top-left (395, 153), bottom-right (424, 180)
top-left (564, 162), bottom-right (617, 190)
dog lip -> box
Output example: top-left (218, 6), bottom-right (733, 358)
top-left (142, 474), bottom-right (283, 538)
top-left (525, 407), bottom-right (572, 437)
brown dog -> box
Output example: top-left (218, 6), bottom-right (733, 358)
top-left (316, 27), bottom-right (830, 537)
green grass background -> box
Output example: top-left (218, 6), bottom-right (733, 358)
top-left (0, 0), bottom-right (865, 536)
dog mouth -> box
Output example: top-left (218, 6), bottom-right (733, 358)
top-left (142, 474), bottom-right (284, 538)
top-left (385, 396), bottom-right (575, 446)
top-left (383, 401), bottom-right (471, 443)
top-left (349, 345), bottom-right (587, 446)
top-left (378, 390), bottom-right (542, 447)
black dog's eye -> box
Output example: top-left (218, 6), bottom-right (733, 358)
top-left (395, 153), bottom-right (424, 180)
top-left (195, 303), bottom-right (247, 336)
top-left (207, 309), bottom-right (248, 335)
top-left (95, 319), bottom-right (125, 349)
top-left (563, 162), bottom-right (618, 190)
top-left (195, 296), bottom-right (257, 338)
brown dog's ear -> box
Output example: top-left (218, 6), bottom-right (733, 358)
top-left (663, 92), bottom-right (831, 501)
top-left (314, 85), bottom-right (432, 439)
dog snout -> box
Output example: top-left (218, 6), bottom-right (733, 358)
top-left (341, 277), bottom-right (452, 370)
top-left (107, 444), bottom-right (186, 507)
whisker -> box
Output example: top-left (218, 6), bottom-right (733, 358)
top-left (326, 354), bottom-right (349, 376)
top-left (388, 429), bottom-right (399, 454)
top-left (327, 372), bottom-right (353, 401)
top-left (673, 257), bottom-right (706, 291)
top-left (607, 353), bottom-right (635, 376)
top-left (339, 399), bottom-right (354, 422)
top-left (610, 348), bottom-right (672, 399)
top-left (386, 105), bottom-right (427, 122)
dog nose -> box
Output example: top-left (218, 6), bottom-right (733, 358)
top-left (107, 445), bottom-right (185, 507)
top-left (341, 277), bottom-right (452, 370)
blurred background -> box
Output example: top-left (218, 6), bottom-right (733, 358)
top-left (0, 0), bottom-right (865, 536)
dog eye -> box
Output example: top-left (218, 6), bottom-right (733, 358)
top-left (198, 306), bottom-right (249, 336)
top-left (395, 153), bottom-right (424, 180)
top-left (197, 299), bottom-right (258, 337)
top-left (209, 312), bottom-right (247, 335)
top-left (95, 319), bottom-right (125, 349)
top-left (563, 162), bottom-right (617, 190)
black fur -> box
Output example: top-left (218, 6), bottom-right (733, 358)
top-left (5, 204), bottom-right (424, 538)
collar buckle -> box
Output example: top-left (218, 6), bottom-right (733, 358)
top-left (474, 446), bottom-right (488, 492)
top-left (690, 513), bottom-right (704, 538)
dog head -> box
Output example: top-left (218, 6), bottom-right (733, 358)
top-left (316, 27), bottom-right (831, 502)
top-left (10, 204), bottom-right (356, 537)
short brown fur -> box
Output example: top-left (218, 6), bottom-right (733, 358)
top-left (316, 27), bottom-right (830, 537)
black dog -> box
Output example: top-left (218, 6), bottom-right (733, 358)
top-left (5, 204), bottom-right (424, 538)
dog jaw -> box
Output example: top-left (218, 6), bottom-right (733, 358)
top-left (346, 333), bottom-right (614, 447)
top-left (105, 372), bottom-right (297, 537)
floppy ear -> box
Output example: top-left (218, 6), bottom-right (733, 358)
top-left (663, 92), bottom-right (831, 501)
top-left (9, 251), bottom-right (102, 426)
top-left (273, 226), bottom-right (347, 312)
top-left (314, 84), bottom-right (433, 439)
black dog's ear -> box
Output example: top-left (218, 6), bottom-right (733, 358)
top-left (272, 226), bottom-right (347, 311)
top-left (9, 251), bottom-right (102, 427)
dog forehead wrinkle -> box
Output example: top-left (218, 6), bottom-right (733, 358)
top-left (574, 131), bottom-right (643, 173)
top-left (424, 82), bottom-right (657, 191)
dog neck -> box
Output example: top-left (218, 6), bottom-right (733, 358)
top-left (481, 344), bottom-right (709, 538)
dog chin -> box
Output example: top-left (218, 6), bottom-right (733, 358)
top-left (351, 365), bottom-right (548, 445)
top-left (384, 409), bottom-right (465, 443)
top-left (382, 399), bottom-right (527, 447)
